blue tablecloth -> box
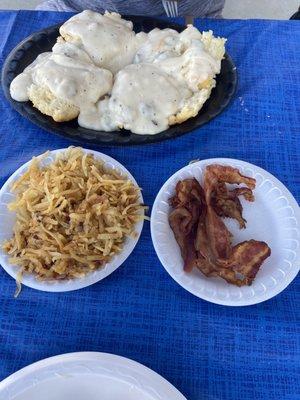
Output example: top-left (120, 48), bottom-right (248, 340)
top-left (0, 11), bottom-right (299, 400)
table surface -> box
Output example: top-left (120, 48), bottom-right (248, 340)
top-left (0, 10), bottom-right (299, 400)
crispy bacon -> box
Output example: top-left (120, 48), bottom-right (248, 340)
top-left (170, 179), bottom-right (204, 208)
top-left (169, 179), bottom-right (205, 272)
top-left (207, 165), bottom-right (256, 229)
top-left (232, 187), bottom-right (255, 201)
top-left (169, 207), bottom-right (197, 272)
top-left (195, 241), bottom-right (271, 287)
top-left (205, 164), bottom-right (256, 189)
top-left (169, 179), bottom-right (205, 233)
top-left (217, 240), bottom-right (271, 285)
top-left (203, 167), bottom-right (233, 260)
top-left (195, 258), bottom-right (218, 277)
top-left (211, 183), bottom-right (255, 229)
top-left (168, 165), bottom-right (271, 287)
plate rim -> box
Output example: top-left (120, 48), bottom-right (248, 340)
top-left (0, 351), bottom-right (187, 400)
top-left (0, 147), bottom-right (144, 292)
top-left (150, 157), bottom-right (300, 306)
top-left (1, 18), bottom-right (237, 146)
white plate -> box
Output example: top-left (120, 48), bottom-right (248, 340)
top-left (151, 158), bottom-right (300, 306)
top-left (0, 148), bottom-right (144, 292)
top-left (0, 352), bottom-right (186, 400)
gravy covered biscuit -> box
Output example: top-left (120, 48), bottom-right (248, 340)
top-left (28, 84), bottom-right (80, 122)
top-left (10, 45), bottom-right (113, 123)
top-left (102, 63), bottom-right (192, 134)
top-left (59, 10), bottom-right (147, 74)
top-left (10, 10), bottom-right (226, 135)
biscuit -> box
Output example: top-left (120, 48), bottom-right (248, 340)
top-left (28, 84), bottom-right (79, 122)
top-left (169, 85), bottom-right (214, 125)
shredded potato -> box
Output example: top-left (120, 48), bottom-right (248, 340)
top-left (2, 147), bottom-right (144, 281)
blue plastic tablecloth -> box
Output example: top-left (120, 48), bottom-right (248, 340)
top-left (0, 11), bottom-right (299, 400)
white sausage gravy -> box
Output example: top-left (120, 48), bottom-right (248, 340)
top-left (10, 10), bottom-right (226, 135)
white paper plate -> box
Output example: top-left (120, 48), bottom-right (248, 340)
top-left (0, 352), bottom-right (186, 400)
top-left (0, 148), bottom-right (144, 292)
top-left (151, 158), bottom-right (300, 306)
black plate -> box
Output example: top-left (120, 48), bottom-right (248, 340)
top-left (1, 16), bottom-right (237, 146)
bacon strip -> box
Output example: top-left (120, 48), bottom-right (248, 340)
top-left (207, 165), bottom-right (255, 229)
top-left (205, 164), bottom-right (256, 189)
top-left (217, 240), bottom-right (271, 286)
top-left (212, 183), bottom-right (256, 229)
top-left (169, 207), bottom-right (197, 272)
top-left (203, 169), bottom-right (232, 260)
top-left (168, 165), bottom-right (271, 287)
top-left (169, 179), bottom-right (205, 272)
